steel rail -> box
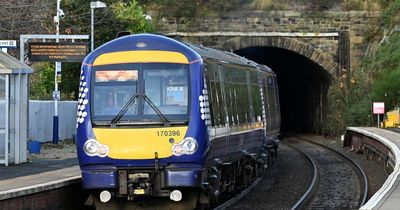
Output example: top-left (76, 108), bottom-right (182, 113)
top-left (287, 143), bottom-right (319, 210)
top-left (296, 136), bottom-right (369, 208)
top-left (213, 177), bottom-right (262, 210)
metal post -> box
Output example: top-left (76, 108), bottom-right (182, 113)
top-left (90, 1), bottom-right (107, 51)
top-left (91, 8), bottom-right (94, 51)
top-left (5, 75), bottom-right (9, 166)
top-left (53, 0), bottom-right (61, 144)
top-left (377, 114), bottom-right (380, 128)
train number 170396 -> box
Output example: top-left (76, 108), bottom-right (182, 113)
top-left (156, 130), bottom-right (181, 136)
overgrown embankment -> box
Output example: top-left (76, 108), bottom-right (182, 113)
top-left (324, 0), bottom-right (400, 135)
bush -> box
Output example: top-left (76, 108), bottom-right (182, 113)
top-left (30, 63), bottom-right (55, 100)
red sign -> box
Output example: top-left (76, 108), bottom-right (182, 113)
top-left (373, 102), bottom-right (385, 114)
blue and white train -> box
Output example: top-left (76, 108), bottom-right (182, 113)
top-left (76, 34), bottom-right (280, 209)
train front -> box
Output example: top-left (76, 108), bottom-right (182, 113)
top-left (75, 34), bottom-right (208, 204)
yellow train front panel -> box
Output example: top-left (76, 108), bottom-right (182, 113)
top-left (93, 126), bottom-right (188, 159)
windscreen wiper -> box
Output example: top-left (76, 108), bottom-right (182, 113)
top-left (143, 94), bottom-right (171, 126)
top-left (110, 94), bottom-right (139, 126)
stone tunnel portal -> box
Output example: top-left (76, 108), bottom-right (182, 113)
top-left (235, 47), bottom-right (331, 134)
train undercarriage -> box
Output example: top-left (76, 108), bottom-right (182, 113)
top-left (86, 146), bottom-right (276, 210)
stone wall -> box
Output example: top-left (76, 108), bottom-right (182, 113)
top-left (155, 10), bottom-right (380, 75)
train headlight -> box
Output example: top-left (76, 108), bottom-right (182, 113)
top-left (83, 139), bottom-right (109, 157)
top-left (172, 137), bottom-right (198, 156)
top-left (84, 139), bottom-right (98, 156)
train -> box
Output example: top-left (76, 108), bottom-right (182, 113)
top-left (75, 33), bottom-right (280, 209)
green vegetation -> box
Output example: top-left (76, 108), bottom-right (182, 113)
top-left (30, 0), bottom-right (152, 100)
top-left (30, 63), bottom-right (56, 100)
top-left (112, 0), bottom-right (154, 33)
top-left (342, 0), bottom-right (381, 10)
top-left (324, 0), bottom-right (400, 135)
top-left (370, 33), bottom-right (400, 110)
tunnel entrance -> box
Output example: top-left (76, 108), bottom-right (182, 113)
top-left (235, 47), bottom-right (331, 134)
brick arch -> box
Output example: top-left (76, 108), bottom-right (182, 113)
top-left (215, 36), bottom-right (337, 78)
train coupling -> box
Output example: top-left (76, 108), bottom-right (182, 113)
top-left (127, 173), bottom-right (152, 196)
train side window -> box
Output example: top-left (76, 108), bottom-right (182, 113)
top-left (224, 66), bottom-right (238, 126)
top-left (217, 65), bottom-right (226, 126)
top-left (207, 63), bottom-right (226, 127)
top-left (251, 84), bottom-right (262, 123)
top-left (234, 68), bottom-right (246, 83)
top-left (236, 84), bottom-right (249, 124)
top-left (245, 70), bottom-right (254, 124)
top-left (225, 83), bottom-right (232, 125)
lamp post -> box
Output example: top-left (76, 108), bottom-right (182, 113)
top-left (52, 0), bottom-right (65, 144)
top-left (90, 1), bottom-right (107, 52)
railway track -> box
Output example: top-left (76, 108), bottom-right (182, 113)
top-left (93, 135), bottom-right (369, 210)
top-left (213, 177), bottom-right (263, 210)
top-left (287, 136), bottom-right (368, 210)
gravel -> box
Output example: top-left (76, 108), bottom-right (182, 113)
top-left (304, 134), bottom-right (388, 200)
top-left (226, 134), bottom-right (388, 210)
top-left (227, 143), bottom-right (312, 210)
top-left (28, 139), bottom-right (77, 161)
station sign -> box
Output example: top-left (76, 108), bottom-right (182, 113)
top-left (0, 40), bottom-right (16, 48)
top-left (373, 102), bottom-right (385, 114)
top-left (28, 42), bottom-right (88, 62)
top-left (53, 91), bottom-right (60, 100)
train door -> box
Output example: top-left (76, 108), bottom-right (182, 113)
top-left (267, 76), bottom-right (276, 135)
top-left (274, 75), bottom-right (281, 131)
top-left (266, 75), bottom-right (279, 136)
top-left (206, 62), bottom-right (229, 163)
top-left (262, 75), bottom-right (272, 135)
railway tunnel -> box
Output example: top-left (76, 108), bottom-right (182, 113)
top-left (234, 46), bottom-right (331, 134)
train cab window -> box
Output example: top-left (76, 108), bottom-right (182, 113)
top-left (92, 69), bottom-right (138, 118)
top-left (91, 63), bottom-right (190, 124)
top-left (143, 65), bottom-right (189, 115)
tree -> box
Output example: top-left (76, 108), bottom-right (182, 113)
top-left (112, 0), bottom-right (154, 33)
top-left (372, 69), bottom-right (400, 110)
top-left (30, 63), bottom-right (55, 99)
top-left (54, 0), bottom-right (154, 100)
top-left (0, 0), bottom-right (51, 39)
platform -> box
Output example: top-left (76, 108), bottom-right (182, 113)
top-left (346, 127), bottom-right (400, 210)
top-left (0, 157), bottom-right (80, 200)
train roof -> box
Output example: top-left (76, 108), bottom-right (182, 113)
top-left (85, 34), bottom-right (274, 74)
top-left (185, 43), bottom-right (255, 67)
top-left (256, 64), bottom-right (275, 74)
top-left (184, 42), bottom-right (274, 74)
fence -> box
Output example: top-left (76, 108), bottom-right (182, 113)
top-left (29, 100), bottom-right (77, 142)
